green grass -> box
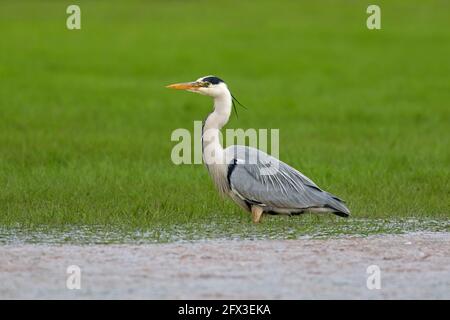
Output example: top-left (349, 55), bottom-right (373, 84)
top-left (0, 1), bottom-right (449, 238)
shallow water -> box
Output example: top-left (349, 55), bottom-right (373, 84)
top-left (0, 217), bottom-right (448, 244)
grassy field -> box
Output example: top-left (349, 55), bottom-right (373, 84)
top-left (0, 1), bottom-right (449, 238)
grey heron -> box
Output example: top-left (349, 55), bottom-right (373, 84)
top-left (167, 76), bottom-right (350, 223)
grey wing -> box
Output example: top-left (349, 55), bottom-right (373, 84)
top-left (225, 145), bottom-right (350, 216)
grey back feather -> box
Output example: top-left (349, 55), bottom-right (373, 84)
top-left (225, 145), bottom-right (350, 215)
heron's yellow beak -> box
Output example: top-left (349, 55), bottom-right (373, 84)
top-left (166, 82), bottom-right (202, 91)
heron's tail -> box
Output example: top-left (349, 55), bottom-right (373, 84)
top-left (324, 192), bottom-right (350, 217)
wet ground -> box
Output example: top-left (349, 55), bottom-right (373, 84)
top-left (0, 232), bottom-right (449, 299)
top-left (1, 218), bottom-right (449, 244)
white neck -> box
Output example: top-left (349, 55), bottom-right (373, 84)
top-left (201, 90), bottom-right (232, 195)
top-left (202, 91), bottom-right (232, 163)
top-left (203, 92), bottom-right (232, 130)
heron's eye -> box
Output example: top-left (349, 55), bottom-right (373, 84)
top-left (200, 82), bottom-right (211, 87)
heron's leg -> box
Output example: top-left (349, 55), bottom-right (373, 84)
top-left (251, 205), bottom-right (263, 223)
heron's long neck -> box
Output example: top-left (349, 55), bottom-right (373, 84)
top-left (202, 92), bottom-right (232, 194)
top-left (202, 92), bottom-right (232, 158)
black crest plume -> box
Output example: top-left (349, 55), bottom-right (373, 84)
top-left (231, 92), bottom-right (247, 118)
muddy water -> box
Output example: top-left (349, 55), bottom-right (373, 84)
top-left (0, 232), bottom-right (449, 299)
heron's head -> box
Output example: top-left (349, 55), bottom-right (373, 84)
top-left (166, 76), bottom-right (229, 98)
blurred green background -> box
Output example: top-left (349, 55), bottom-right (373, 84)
top-left (0, 1), bottom-right (448, 231)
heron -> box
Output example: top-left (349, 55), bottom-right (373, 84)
top-left (167, 76), bottom-right (350, 223)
